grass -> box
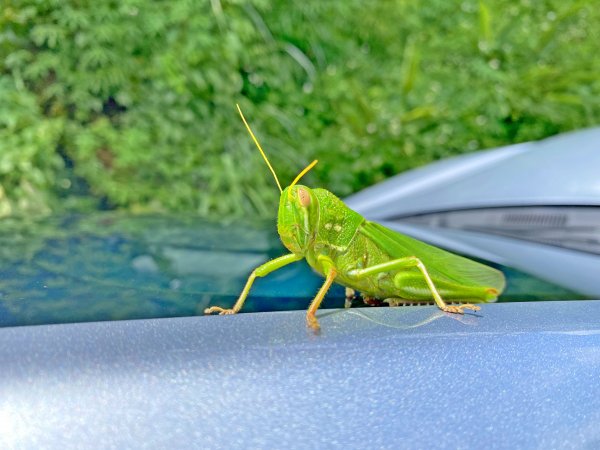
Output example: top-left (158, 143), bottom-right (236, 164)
top-left (1, 0), bottom-right (598, 218)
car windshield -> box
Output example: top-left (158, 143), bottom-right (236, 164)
top-left (0, 213), bottom-right (587, 328)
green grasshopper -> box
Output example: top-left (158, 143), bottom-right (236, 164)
top-left (205, 105), bottom-right (506, 330)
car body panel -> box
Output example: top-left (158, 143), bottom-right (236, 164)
top-left (346, 127), bottom-right (600, 217)
top-left (1, 301), bottom-right (599, 449)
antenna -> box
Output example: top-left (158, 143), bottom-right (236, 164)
top-left (290, 159), bottom-right (318, 188)
top-left (236, 104), bottom-right (282, 193)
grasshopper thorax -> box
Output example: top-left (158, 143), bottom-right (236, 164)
top-left (277, 185), bottom-right (318, 255)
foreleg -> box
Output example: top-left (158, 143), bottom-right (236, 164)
top-left (204, 253), bottom-right (303, 315)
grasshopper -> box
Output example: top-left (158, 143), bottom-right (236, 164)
top-left (205, 105), bottom-right (506, 330)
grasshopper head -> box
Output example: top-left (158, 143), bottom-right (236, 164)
top-left (277, 185), bottom-right (317, 254)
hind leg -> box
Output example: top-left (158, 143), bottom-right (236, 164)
top-left (348, 256), bottom-right (480, 314)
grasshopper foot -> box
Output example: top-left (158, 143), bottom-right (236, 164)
top-left (306, 313), bottom-right (321, 332)
top-left (441, 303), bottom-right (481, 314)
top-left (204, 306), bottom-right (237, 315)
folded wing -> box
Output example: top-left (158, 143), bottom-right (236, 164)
top-left (359, 221), bottom-right (506, 292)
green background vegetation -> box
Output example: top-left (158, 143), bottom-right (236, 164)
top-left (1, 0), bottom-right (599, 218)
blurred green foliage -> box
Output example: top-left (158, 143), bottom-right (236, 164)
top-left (1, 0), bottom-right (599, 218)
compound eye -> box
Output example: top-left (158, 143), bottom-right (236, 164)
top-left (297, 188), bottom-right (311, 207)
